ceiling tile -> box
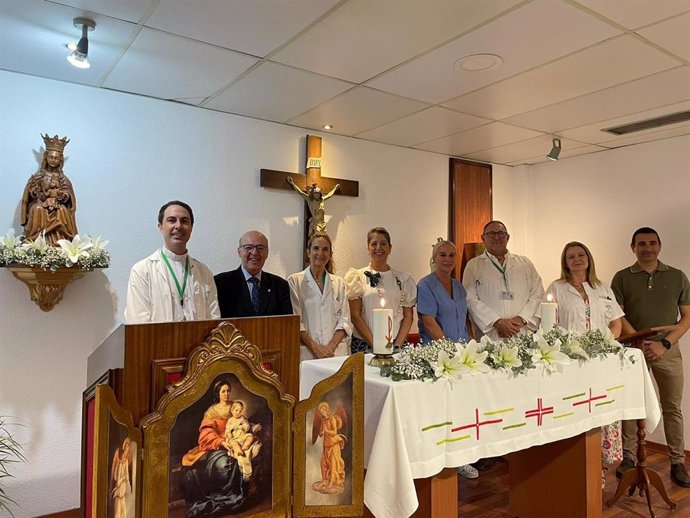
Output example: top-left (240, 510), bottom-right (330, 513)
top-left (464, 135), bottom-right (588, 165)
top-left (49, 0), bottom-right (157, 23)
top-left (415, 122), bottom-right (542, 156)
top-left (146, 0), bottom-right (340, 57)
top-left (103, 27), bottom-right (258, 99)
top-left (637, 12), bottom-right (690, 61)
top-left (0, 0), bottom-right (139, 86)
top-left (443, 36), bottom-right (680, 120)
top-left (368, 0), bottom-right (621, 103)
top-left (504, 67), bottom-right (690, 133)
top-left (287, 87), bottom-right (428, 136)
top-left (560, 100), bottom-right (690, 144)
top-left (355, 107), bottom-right (490, 147)
top-left (271, 0), bottom-right (523, 83)
top-left (574, 0), bottom-right (690, 29)
top-left (204, 62), bottom-right (353, 122)
top-left (505, 144), bottom-right (609, 166)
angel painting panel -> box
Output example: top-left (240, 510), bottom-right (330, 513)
top-left (104, 409), bottom-right (137, 518)
top-left (304, 375), bottom-right (353, 506)
top-left (312, 402), bottom-right (348, 495)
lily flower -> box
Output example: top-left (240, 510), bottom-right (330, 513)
top-left (1, 229), bottom-right (21, 251)
top-left (492, 344), bottom-right (523, 369)
top-left (433, 350), bottom-right (463, 379)
top-left (602, 328), bottom-right (624, 353)
top-left (531, 332), bottom-right (571, 373)
top-left (21, 231), bottom-right (49, 253)
top-left (564, 334), bottom-right (589, 359)
top-left (457, 340), bottom-right (491, 374)
top-left (86, 234), bottom-right (110, 253)
top-left (57, 234), bottom-right (93, 266)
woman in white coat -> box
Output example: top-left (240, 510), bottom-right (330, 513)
top-left (288, 233), bottom-right (353, 361)
top-left (544, 241), bottom-right (624, 488)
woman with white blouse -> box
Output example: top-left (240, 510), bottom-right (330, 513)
top-left (344, 227), bottom-right (416, 353)
top-left (544, 241), bottom-right (624, 487)
top-left (288, 233), bottom-right (352, 362)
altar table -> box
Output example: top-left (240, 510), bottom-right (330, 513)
top-left (299, 349), bottom-right (660, 518)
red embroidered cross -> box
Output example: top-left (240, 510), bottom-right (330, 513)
top-left (525, 398), bottom-right (554, 426)
top-left (451, 408), bottom-right (503, 441)
top-left (572, 387), bottom-right (607, 413)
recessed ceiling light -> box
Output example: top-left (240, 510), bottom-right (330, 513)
top-left (454, 54), bottom-right (503, 72)
top-left (323, 124), bottom-right (333, 130)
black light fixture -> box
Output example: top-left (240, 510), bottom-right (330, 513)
top-left (67, 17), bottom-right (96, 69)
top-left (546, 138), bottom-right (561, 161)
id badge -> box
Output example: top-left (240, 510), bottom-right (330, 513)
top-left (501, 291), bottom-right (514, 300)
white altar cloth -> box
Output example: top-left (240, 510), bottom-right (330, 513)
top-left (299, 349), bottom-right (660, 518)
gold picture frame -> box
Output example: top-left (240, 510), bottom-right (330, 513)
top-left (292, 353), bottom-right (365, 517)
top-left (92, 384), bottom-right (142, 518)
top-left (139, 321), bottom-right (295, 518)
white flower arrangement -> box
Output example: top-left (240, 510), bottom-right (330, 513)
top-left (0, 229), bottom-right (110, 272)
top-left (381, 327), bottom-right (635, 382)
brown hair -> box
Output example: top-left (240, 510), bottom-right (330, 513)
top-left (307, 232), bottom-right (335, 274)
top-left (559, 241), bottom-right (600, 287)
top-left (367, 227), bottom-right (391, 245)
top-left (212, 378), bottom-right (232, 403)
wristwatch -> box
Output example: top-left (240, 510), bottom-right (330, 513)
top-left (660, 338), bottom-right (672, 350)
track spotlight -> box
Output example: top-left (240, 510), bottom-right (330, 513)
top-left (546, 138), bottom-right (561, 161)
top-left (66, 17), bottom-right (96, 69)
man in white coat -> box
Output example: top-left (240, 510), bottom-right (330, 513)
top-left (124, 200), bottom-right (220, 324)
top-left (462, 221), bottom-right (544, 341)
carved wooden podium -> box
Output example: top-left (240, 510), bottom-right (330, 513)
top-left (81, 315), bottom-right (300, 517)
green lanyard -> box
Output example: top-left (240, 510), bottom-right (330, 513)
top-left (485, 251), bottom-right (510, 292)
top-left (160, 250), bottom-right (189, 306)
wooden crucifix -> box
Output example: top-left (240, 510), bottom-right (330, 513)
top-left (260, 135), bottom-right (359, 252)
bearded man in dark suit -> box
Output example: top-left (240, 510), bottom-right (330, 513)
top-left (214, 230), bottom-right (293, 318)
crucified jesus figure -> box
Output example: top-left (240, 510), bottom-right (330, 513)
top-left (287, 176), bottom-right (339, 238)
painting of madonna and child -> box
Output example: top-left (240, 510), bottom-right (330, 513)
top-left (167, 373), bottom-right (273, 518)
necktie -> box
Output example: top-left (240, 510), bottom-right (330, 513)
top-left (248, 276), bottom-right (260, 314)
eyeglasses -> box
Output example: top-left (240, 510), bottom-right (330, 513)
top-left (483, 231), bottom-right (508, 239)
top-left (240, 244), bottom-right (267, 254)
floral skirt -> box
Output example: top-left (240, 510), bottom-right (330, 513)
top-left (601, 421), bottom-right (623, 465)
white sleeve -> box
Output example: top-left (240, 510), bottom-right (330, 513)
top-left (124, 265), bottom-right (152, 324)
top-left (462, 260), bottom-right (501, 333)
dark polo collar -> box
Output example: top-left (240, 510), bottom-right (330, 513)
top-left (630, 261), bottom-right (669, 274)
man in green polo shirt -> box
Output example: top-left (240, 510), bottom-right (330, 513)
top-left (611, 227), bottom-right (690, 487)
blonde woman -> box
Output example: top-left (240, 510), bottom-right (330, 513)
top-left (544, 241), bottom-right (624, 487)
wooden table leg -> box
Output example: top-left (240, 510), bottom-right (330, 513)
top-left (508, 429), bottom-right (602, 518)
top-left (607, 419), bottom-right (676, 517)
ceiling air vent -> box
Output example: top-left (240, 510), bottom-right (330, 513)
top-left (603, 110), bottom-right (690, 135)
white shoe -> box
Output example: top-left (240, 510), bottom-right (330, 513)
top-left (458, 464), bottom-right (479, 479)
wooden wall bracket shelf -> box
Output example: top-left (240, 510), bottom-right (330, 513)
top-left (6, 265), bottom-right (87, 311)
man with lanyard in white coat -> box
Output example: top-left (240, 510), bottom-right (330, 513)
top-left (462, 220), bottom-right (544, 341)
top-left (124, 200), bottom-right (220, 324)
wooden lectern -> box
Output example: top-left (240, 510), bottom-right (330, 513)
top-left (81, 315), bottom-right (300, 517)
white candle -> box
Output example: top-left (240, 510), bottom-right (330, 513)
top-left (540, 293), bottom-right (558, 332)
top-left (372, 298), bottom-right (394, 354)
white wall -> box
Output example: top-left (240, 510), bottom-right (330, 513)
top-left (0, 70), bottom-right (449, 516)
top-left (494, 135), bottom-right (690, 447)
